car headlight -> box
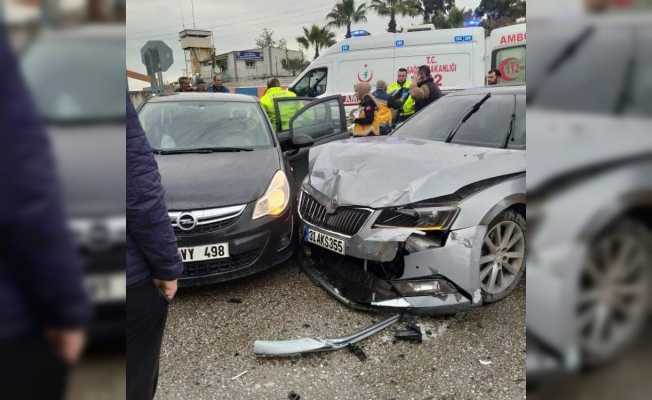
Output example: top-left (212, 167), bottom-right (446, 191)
top-left (252, 170), bottom-right (290, 220)
top-left (373, 205), bottom-right (460, 231)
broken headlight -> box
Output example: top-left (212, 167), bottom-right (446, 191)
top-left (392, 279), bottom-right (458, 296)
top-left (373, 205), bottom-right (460, 231)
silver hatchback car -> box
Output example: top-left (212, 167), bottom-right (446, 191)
top-left (296, 85), bottom-right (526, 314)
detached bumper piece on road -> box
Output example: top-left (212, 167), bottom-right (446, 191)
top-left (254, 314), bottom-right (400, 357)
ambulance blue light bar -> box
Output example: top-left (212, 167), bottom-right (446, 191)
top-left (351, 30), bottom-right (370, 37)
top-left (464, 19), bottom-right (482, 27)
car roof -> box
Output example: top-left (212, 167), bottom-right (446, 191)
top-left (447, 84), bottom-right (525, 97)
top-left (147, 93), bottom-right (259, 103)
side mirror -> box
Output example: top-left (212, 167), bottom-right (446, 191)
top-left (291, 134), bottom-right (314, 148)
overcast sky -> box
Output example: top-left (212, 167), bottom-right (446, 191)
top-left (127, 0), bottom-right (481, 80)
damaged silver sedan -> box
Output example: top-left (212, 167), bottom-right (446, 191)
top-left (296, 85), bottom-right (526, 314)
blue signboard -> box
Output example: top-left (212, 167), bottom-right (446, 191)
top-left (395, 39), bottom-right (405, 48)
top-left (237, 51), bottom-right (263, 61)
top-left (341, 44), bottom-right (350, 52)
top-left (454, 35), bottom-right (473, 43)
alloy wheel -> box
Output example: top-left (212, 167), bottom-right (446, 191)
top-left (578, 228), bottom-right (650, 363)
top-left (480, 220), bottom-right (526, 295)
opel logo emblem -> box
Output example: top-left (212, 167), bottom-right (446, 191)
top-left (177, 213), bottom-right (197, 231)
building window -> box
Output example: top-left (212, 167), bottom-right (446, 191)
top-left (245, 60), bottom-right (256, 69)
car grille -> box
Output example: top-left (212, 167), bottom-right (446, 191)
top-left (181, 247), bottom-right (262, 278)
top-left (173, 218), bottom-right (237, 235)
top-left (299, 192), bottom-right (370, 236)
top-left (169, 205), bottom-right (246, 235)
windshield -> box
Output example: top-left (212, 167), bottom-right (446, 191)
top-left (393, 94), bottom-right (517, 148)
top-left (528, 23), bottom-right (651, 117)
top-left (138, 101), bottom-right (273, 151)
top-left (21, 38), bottom-right (125, 123)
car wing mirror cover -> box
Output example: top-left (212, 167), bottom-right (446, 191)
top-left (292, 134), bottom-right (314, 148)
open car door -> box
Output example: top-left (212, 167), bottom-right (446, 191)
top-left (278, 95), bottom-right (349, 190)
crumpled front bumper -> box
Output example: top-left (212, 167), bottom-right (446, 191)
top-left (299, 217), bottom-right (486, 314)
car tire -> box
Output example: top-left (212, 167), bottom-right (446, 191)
top-left (480, 209), bottom-right (526, 304)
top-left (579, 219), bottom-right (652, 367)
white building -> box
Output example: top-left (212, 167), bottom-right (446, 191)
top-left (213, 47), bottom-right (304, 82)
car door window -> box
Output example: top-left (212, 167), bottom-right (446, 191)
top-left (493, 45), bottom-right (526, 84)
top-left (508, 94), bottom-right (525, 149)
top-left (291, 97), bottom-right (345, 140)
top-left (452, 95), bottom-right (515, 148)
top-left (292, 68), bottom-right (327, 97)
top-left (274, 98), bottom-right (313, 133)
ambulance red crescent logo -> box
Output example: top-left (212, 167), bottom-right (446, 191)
top-left (498, 57), bottom-right (521, 81)
top-left (357, 64), bottom-right (373, 82)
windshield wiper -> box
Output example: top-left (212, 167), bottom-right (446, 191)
top-left (153, 147), bottom-right (254, 154)
top-left (445, 93), bottom-right (491, 143)
top-left (528, 26), bottom-right (595, 103)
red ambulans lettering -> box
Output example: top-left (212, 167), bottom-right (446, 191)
top-left (499, 33), bottom-right (527, 46)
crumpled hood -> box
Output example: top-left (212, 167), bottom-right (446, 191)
top-left (528, 109), bottom-right (652, 191)
top-left (307, 136), bottom-right (525, 208)
top-left (157, 147), bottom-right (280, 210)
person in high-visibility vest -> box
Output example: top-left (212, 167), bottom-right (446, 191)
top-left (387, 67), bottom-right (415, 121)
top-left (259, 78), bottom-right (297, 131)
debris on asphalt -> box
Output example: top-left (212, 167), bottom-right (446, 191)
top-left (479, 358), bottom-right (493, 366)
top-left (227, 298), bottom-right (242, 304)
top-left (253, 314), bottom-right (400, 357)
top-left (288, 390), bottom-right (301, 400)
top-left (347, 343), bottom-right (367, 362)
top-left (394, 317), bottom-right (424, 343)
top-left (231, 370), bottom-right (248, 380)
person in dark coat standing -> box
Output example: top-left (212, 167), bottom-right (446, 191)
top-left (410, 65), bottom-right (442, 113)
top-left (0, 28), bottom-right (91, 400)
top-left (126, 95), bottom-right (183, 400)
top-left (208, 74), bottom-right (230, 93)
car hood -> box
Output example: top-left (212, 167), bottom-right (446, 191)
top-left (307, 135), bottom-right (525, 208)
top-left (156, 147), bottom-right (281, 210)
top-left (528, 110), bottom-right (652, 191)
top-left (49, 123), bottom-right (125, 218)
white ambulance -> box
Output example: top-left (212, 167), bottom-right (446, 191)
top-left (486, 23), bottom-right (526, 84)
top-left (288, 27), bottom-right (487, 108)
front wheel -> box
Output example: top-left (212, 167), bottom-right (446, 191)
top-left (578, 219), bottom-right (652, 367)
top-left (479, 209), bottom-right (526, 303)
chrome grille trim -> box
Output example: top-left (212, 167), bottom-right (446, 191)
top-left (169, 204), bottom-right (246, 228)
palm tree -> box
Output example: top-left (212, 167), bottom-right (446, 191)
top-left (296, 25), bottom-right (337, 60)
top-left (326, 0), bottom-right (368, 39)
top-left (369, 0), bottom-right (420, 33)
top-left (415, 0), bottom-right (454, 24)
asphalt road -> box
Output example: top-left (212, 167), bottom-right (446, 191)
top-left (529, 324), bottom-right (652, 400)
top-left (156, 260), bottom-right (526, 400)
top-left (67, 348), bottom-right (125, 400)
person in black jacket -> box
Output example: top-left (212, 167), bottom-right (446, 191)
top-left (0, 28), bottom-right (90, 400)
top-left (126, 95), bottom-right (183, 400)
top-left (351, 82), bottom-right (378, 136)
top-left (410, 65), bottom-right (442, 113)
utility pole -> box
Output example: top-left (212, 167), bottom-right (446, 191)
top-left (191, 0), bottom-right (196, 28)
